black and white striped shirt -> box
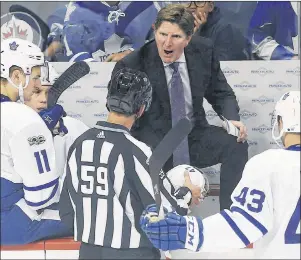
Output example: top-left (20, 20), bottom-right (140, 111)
top-left (59, 121), bottom-right (190, 249)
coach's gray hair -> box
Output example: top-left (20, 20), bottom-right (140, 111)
top-left (154, 4), bottom-right (194, 37)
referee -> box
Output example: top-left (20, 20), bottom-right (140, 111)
top-left (59, 68), bottom-right (197, 259)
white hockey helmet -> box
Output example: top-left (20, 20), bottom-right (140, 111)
top-left (272, 91), bottom-right (300, 147)
top-left (166, 164), bottom-right (210, 200)
top-left (1, 38), bottom-right (45, 102)
top-left (40, 62), bottom-right (59, 86)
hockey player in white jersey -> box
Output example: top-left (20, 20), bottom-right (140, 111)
top-left (24, 61), bottom-right (89, 177)
top-left (1, 38), bottom-right (68, 136)
top-left (162, 164), bottom-right (210, 212)
top-left (1, 39), bottom-right (72, 245)
top-left (0, 38), bottom-right (45, 103)
top-left (140, 91), bottom-right (300, 259)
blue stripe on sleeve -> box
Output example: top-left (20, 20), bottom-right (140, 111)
top-left (231, 206), bottom-right (268, 235)
top-left (220, 210), bottom-right (250, 246)
top-left (25, 181), bottom-right (59, 207)
top-left (70, 52), bottom-right (93, 62)
top-left (271, 45), bottom-right (295, 60)
top-left (23, 178), bottom-right (59, 191)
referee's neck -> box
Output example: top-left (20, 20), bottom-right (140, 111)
top-left (107, 111), bottom-right (135, 130)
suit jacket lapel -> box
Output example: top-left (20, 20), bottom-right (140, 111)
top-left (185, 45), bottom-right (202, 102)
top-left (185, 39), bottom-right (211, 115)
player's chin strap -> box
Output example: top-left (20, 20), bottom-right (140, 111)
top-left (7, 75), bottom-right (30, 103)
top-left (271, 121), bottom-right (285, 148)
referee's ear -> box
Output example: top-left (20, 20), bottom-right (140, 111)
top-left (136, 105), bottom-right (146, 119)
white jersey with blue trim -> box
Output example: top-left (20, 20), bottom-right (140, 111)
top-left (53, 116), bottom-right (89, 178)
top-left (247, 2), bottom-right (298, 60)
top-left (1, 102), bottom-right (60, 212)
top-left (200, 148), bottom-right (300, 259)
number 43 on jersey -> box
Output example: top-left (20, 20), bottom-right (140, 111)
top-left (234, 187), bottom-right (300, 245)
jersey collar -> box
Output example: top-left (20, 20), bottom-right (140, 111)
top-left (286, 144), bottom-right (301, 151)
top-left (95, 121), bottom-right (130, 135)
top-left (0, 94), bottom-right (12, 103)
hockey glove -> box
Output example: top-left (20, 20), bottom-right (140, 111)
top-left (52, 118), bottom-right (68, 136)
top-left (140, 204), bottom-right (159, 232)
top-left (140, 204), bottom-right (204, 252)
top-left (39, 104), bottom-right (68, 136)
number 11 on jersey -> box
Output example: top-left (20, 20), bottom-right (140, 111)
top-left (34, 149), bottom-right (51, 174)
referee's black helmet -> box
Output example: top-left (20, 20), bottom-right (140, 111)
top-left (107, 68), bottom-right (152, 116)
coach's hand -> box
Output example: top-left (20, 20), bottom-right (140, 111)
top-left (230, 120), bottom-right (248, 142)
top-left (39, 104), bottom-right (68, 136)
top-left (140, 204), bottom-right (204, 252)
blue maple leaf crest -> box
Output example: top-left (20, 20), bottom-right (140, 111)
top-left (9, 41), bottom-right (19, 51)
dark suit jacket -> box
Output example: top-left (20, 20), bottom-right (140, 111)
top-left (112, 36), bottom-right (240, 152)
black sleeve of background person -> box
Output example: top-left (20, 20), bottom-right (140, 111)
top-left (213, 24), bottom-right (248, 61)
top-left (204, 44), bottom-right (240, 121)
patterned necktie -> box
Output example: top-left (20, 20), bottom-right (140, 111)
top-left (168, 62), bottom-right (190, 165)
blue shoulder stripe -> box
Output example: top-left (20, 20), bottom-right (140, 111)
top-left (220, 210), bottom-right (250, 246)
top-left (231, 206), bottom-right (268, 235)
top-left (23, 178), bottom-right (59, 191)
top-left (25, 181), bottom-right (59, 207)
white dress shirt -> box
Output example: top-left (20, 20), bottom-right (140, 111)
top-left (162, 52), bottom-right (194, 121)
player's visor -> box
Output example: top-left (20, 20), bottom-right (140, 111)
top-left (40, 62), bottom-right (51, 86)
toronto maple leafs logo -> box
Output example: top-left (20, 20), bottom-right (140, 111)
top-left (107, 9), bottom-right (125, 25)
top-left (43, 115), bottom-right (53, 124)
top-left (9, 41), bottom-right (19, 51)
